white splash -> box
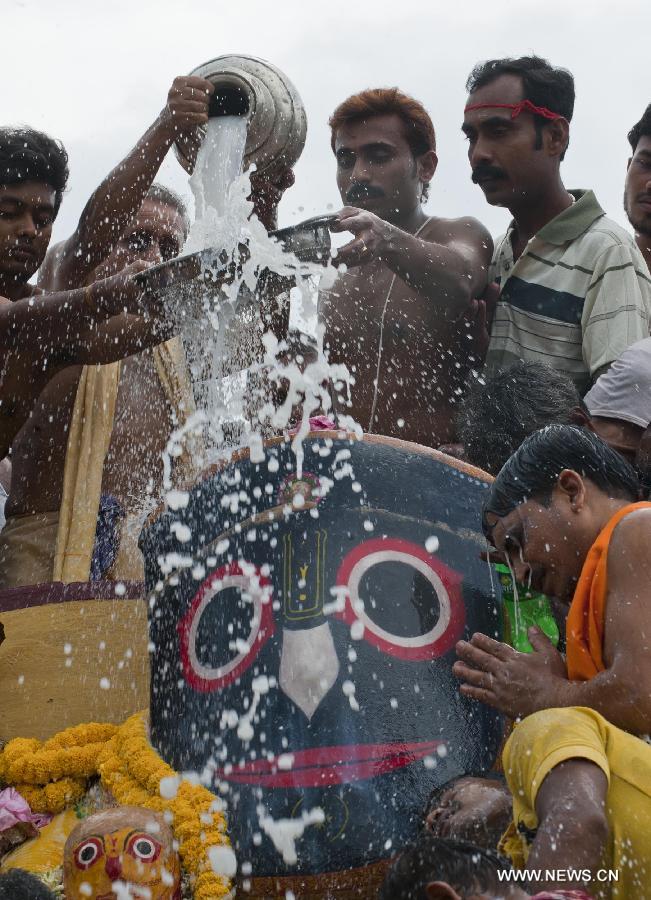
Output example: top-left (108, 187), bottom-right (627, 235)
top-left (256, 805), bottom-right (325, 865)
top-left (208, 843), bottom-right (238, 878)
top-left (186, 116), bottom-right (248, 250)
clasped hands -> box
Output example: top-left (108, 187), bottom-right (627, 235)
top-left (453, 628), bottom-right (568, 720)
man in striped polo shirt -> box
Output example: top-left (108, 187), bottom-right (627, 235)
top-left (462, 56), bottom-right (651, 393)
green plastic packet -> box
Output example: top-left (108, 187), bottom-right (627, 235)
top-left (495, 563), bottom-right (559, 653)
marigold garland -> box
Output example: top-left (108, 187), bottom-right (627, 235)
top-left (14, 778), bottom-right (87, 815)
top-left (0, 713), bottom-right (232, 899)
top-left (0, 722), bottom-right (119, 784)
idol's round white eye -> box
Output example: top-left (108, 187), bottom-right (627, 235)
top-left (129, 834), bottom-right (158, 861)
top-left (335, 538), bottom-right (465, 660)
top-left (179, 562), bottom-right (275, 693)
top-left (74, 838), bottom-right (103, 869)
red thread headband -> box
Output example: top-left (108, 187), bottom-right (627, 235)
top-left (464, 99), bottom-right (564, 121)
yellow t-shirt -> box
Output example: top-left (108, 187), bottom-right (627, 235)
top-left (502, 707), bottom-right (651, 899)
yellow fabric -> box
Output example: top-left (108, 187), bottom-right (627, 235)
top-left (53, 338), bottom-right (195, 583)
top-left (502, 706), bottom-right (651, 898)
top-left (2, 809), bottom-right (79, 873)
top-left (53, 362), bottom-right (121, 583)
top-left (153, 336), bottom-right (200, 481)
top-left (0, 511), bottom-right (60, 589)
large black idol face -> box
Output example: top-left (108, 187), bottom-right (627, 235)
top-left (141, 434), bottom-right (503, 892)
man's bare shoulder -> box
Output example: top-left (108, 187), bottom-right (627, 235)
top-left (37, 239), bottom-right (69, 290)
top-left (608, 506), bottom-right (651, 570)
top-left (421, 214), bottom-right (492, 249)
top-left (611, 506), bottom-right (651, 536)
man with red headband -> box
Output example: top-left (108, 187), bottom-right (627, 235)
top-left (463, 56), bottom-right (651, 393)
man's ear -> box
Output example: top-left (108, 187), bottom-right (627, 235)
top-left (418, 150), bottom-right (438, 186)
top-left (626, 156), bottom-right (633, 172)
top-left (556, 468), bottom-right (586, 512)
top-left (426, 882), bottom-right (462, 900)
top-left (569, 405), bottom-right (593, 429)
top-left (544, 118), bottom-right (570, 159)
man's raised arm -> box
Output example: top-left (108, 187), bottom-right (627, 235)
top-left (39, 76), bottom-right (214, 291)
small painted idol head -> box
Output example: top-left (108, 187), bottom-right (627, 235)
top-left (63, 806), bottom-right (181, 900)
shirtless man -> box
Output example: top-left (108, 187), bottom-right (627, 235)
top-left (624, 103), bottom-right (651, 271)
top-left (319, 87), bottom-right (492, 447)
top-left (0, 75), bottom-right (215, 586)
top-left (3, 76), bottom-right (297, 585)
top-left (4, 188), bottom-right (190, 584)
top-left (0, 127), bottom-right (155, 460)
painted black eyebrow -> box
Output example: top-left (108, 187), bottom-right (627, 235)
top-left (635, 149), bottom-right (651, 160)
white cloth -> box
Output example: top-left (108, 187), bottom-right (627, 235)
top-left (584, 337), bottom-right (651, 427)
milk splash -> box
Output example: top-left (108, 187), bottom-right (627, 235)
top-left (163, 116), bottom-right (355, 486)
top-left (256, 805), bottom-right (326, 865)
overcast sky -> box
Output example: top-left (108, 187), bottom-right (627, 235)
top-left (3, 0), bottom-right (649, 247)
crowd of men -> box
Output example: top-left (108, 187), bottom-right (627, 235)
top-left (1, 52), bottom-right (651, 898)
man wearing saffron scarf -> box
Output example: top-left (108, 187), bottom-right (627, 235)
top-left (453, 424), bottom-right (651, 736)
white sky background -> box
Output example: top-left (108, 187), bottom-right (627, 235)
top-left (2, 0), bottom-right (650, 248)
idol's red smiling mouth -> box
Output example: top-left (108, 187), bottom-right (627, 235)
top-left (215, 740), bottom-right (445, 789)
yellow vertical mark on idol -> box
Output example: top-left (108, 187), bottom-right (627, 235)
top-left (63, 807), bottom-right (181, 899)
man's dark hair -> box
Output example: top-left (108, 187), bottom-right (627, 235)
top-left (378, 834), bottom-right (511, 899)
top-left (0, 127), bottom-right (69, 216)
top-left (482, 424), bottom-right (640, 536)
top-left (458, 362), bottom-right (583, 475)
top-left (0, 869), bottom-right (56, 899)
top-left (466, 55), bottom-right (574, 158)
top-left (146, 183), bottom-right (190, 239)
top-left (628, 104), bottom-right (651, 153)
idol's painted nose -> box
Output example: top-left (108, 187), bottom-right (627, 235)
top-left (105, 853), bottom-right (122, 881)
top-left (278, 530), bottom-right (339, 719)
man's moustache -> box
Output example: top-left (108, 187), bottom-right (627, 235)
top-left (346, 185), bottom-right (385, 203)
top-left (471, 165), bottom-right (508, 184)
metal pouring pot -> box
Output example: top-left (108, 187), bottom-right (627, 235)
top-left (174, 54), bottom-right (308, 177)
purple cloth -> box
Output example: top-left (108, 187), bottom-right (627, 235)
top-left (0, 788), bottom-right (51, 832)
top-left (289, 415), bottom-right (337, 435)
top-left (90, 493), bottom-right (125, 580)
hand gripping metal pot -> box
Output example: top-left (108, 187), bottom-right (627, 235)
top-left (174, 54), bottom-right (308, 177)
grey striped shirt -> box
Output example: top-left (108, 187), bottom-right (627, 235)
top-left (486, 190), bottom-right (651, 394)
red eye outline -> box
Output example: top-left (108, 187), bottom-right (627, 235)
top-left (334, 538), bottom-right (465, 660)
top-left (74, 837), bottom-right (104, 870)
top-left (126, 832), bottom-right (162, 862)
top-left (178, 561), bottom-right (275, 693)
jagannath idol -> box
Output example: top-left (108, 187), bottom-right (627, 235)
top-left (0, 428), bottom-right (503, 898)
